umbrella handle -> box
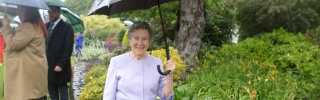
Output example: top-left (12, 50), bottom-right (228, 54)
top-left (157, 65), bottom-right (171, 75)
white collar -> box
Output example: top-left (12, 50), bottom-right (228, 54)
top-left (51, 18), bottom-right (62, 29)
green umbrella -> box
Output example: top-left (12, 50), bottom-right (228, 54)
top-left (44, 0), bottom-right (84, 33)
top-left (44, 0), bottom-right (67, 8)
top-left (61, 8), bottom-right (85, 33)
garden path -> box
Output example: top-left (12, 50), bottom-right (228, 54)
top-left (71, 61), bottom-right (87, 100)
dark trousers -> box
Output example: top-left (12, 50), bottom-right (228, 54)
top-left (48, 83), bottom-right (68, 100)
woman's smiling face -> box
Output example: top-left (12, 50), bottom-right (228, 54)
top-left (129, 29), bottom-right (150, 56)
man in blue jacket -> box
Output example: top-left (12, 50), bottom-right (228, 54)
top-left (75, 32), bottom-right (83, 58)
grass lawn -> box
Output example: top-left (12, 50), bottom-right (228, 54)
top-left (0, 64), bottom-right (3, 98)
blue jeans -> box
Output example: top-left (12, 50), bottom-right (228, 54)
top-left (75, 45), bottom-right (82, 52)
top-left (48, 83), bottom-right (68, 100)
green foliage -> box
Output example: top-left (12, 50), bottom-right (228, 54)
top-left (84, 65), bottom-right (107, 83)
top-left (176, 29), bottom-right (320, 99)
top-left (305, 0), bottom-right (320, 15)
top-left (116, 29), bottom-right (127, 42)
top-left (79, 40), bottom-right (107, 61)
top-left (80, 65), bottom-right (107, 100)
top-left (81, 15), bottom-right (125, 43)
top-left (304, 26), bottom-right (320, 47)
top-left (203, 0), bottom-right (236, 46)
top-left (235, 0), bottom-right (320, 40)
top-left (65, 0), bottom-right (94, 15)
top-left (122, 29), bottom-right (129, 46)
top-left (0, 63), bottom-right (4, 98)
top-left (110, 0), bottom-right (234, 48)
top-left (173, 84), bottom-right (197, 99)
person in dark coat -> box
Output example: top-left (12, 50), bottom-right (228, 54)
top-left (45, 5), bottom-right (74, 100)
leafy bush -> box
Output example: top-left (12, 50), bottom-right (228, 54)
top-left (203, 0), bottom-right (236, 46)
top-left (235, 0), bottom-right (320, 40)
top-left (116, 29), bottom-right (127, 42)
top-left (81, 15), bottom-right (125, 45)
top-left (79, 40), bottom-right (107, 61)
top-left (176, 28), bottom-right (320, 99)
top-left (80, 65), bottom-right (107, 100)
top-left (149, 47), bottom-right (187, 82)
top-left (304, 26), bottom-right (320, 47)
top-left (84, 65), bottom-right (107, 83)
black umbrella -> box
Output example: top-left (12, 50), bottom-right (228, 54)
top-left (88, 0), bottom-right (174, 75)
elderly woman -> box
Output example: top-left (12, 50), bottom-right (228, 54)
top-left (103, 22), bottom-right (175, 100)
top-left (1, 5), bottom-right (48, 100)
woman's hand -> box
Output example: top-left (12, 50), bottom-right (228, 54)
top-left (166, 60), bottom-right (175, 75)
top-left (164, 60), bottom-right (175, 98)
top-left (2, 16), bottom-right (10, 26)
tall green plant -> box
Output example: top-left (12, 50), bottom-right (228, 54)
top-left (81, 15), bottom-right (125, 43)
top-left (79, 40), bottom-right (107, 61)
top-left (203, 0), bottom-right (236, 46)
top-left (176, 29), bottom-right (320, 99)
top-left (65, 0), bottom-right (94, 15)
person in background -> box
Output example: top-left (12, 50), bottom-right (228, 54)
top-left (75, 32), bottom-right (83, 58)
top-left (0, 18), bottom-right (3, 100)
top-left (0, 5), bottom-right (48, 100)
top-left (103, 22), bottom-right (175, 100)
top-left (0, 18), bottom-right (4, 66)
top-left (45, 5), bottom-right (74, 100)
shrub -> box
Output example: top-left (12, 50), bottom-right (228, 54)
top-left (117, 29), bottom-right (127, 42)
top-left (149, 47), bottom-right (187, 82)
top-left (84, 65), bottom-right (107, 83)
top-left (203, 0), bottom-right (236, 46)
top-left (235, 0), bottom-right (320, 40)
top-left (176, 28), bottom-right (320, 99)
top-left (81, 15), bottom-right (125, 45)
top-left (79, 40), bottom-right (107, 61)
top-left (304, 26), bottom-right (320, 47)
top-left (80, 65), bottom-right (107, 100)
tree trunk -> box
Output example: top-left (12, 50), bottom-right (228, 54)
top-left (175, 0), bottom-right (205, 80)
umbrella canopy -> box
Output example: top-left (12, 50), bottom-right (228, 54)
top-left (87, 0), bottom-right (173, 15)
top-left (44, 0), bottom-right (67, 8)
top-left (13, 9), bottom-right (49, 23)
top-left (87, 0), bottom-right (174, 75)
top-left (61, 8), bottom-right (85, 33)
top-left (0, 0), bottom-right (50, 10)
top-left (0, 3), bottom-right (17, 16)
